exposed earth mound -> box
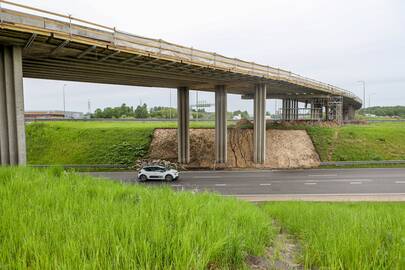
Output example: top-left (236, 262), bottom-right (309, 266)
top-left (149, 128), bottom-right (320, 169)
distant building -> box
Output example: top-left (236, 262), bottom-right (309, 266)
top-left (25, 110), bottom-right (85, 120)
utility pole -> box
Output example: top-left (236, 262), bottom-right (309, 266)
top-left (63, 84), bottom-right (67, 118)
top-left (369, 92), bottom-right (376, 108)
top-left (169, 89), bottom-right (172, 119)
top-left (357, 80), bottom-right (366, 109)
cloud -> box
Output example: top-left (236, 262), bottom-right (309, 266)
top-left (16, 0), bottom-right (405, 112)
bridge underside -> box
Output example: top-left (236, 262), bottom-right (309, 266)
top-left (0, 39), bottom-right (357, 166)
top-left (0, 5), bottom-right (362, 166)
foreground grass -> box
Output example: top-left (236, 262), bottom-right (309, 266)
top-left (263, 202), bottom-right (405, 269)
top-left (0, 167), bottom-right (271, 269)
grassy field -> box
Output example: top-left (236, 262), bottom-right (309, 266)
top-left (0, 167), bottom-right (271, 269)
top-left (26, 121), bottom-right (214, 166)
top-left (263, 202), bottom-right (405, 269)
top-left (307, 122), bottom-right (405, 161)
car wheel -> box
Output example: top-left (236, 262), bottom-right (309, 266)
top-left (139, 174), bottom-right (147, 182)
top-left (165, 175), bottom-right (173, 182)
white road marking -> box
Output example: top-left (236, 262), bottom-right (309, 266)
top-left (350, 182), bottom-right (362, 185)
top-left (305, 179), bottom-right (372, 183)
top-left (304, 182), bottom-right (317, 185)
top-left (215, 184), bottom-right (226, 187)
top-left (395, 181), bottom-right (405, 184)
top-left (192, 176), bottom-right (221, 179)
top-left (259, 183), bottom-right (272, 186)
top-left (308, 174), bottom-right (338, 177)
top-left (231, 193), bottom-right (405, 197)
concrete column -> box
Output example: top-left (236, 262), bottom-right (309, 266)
top-left (215, 85), bottom-right (227, 163)
top-left (282, 99), bottom-right (292, 121)
top-left (311, 102), bottom-right (322, 121)
top-left (282, 99), bottom-right (287, 120)
top-left (0, 46), bottom-right (26, 166)
top-left (343, 105), bottom-right (355, 120)
top-left (291, 99), bottom-right (298, 120)
top-left (177, 87), bottom-right (190, 164)
top-left (253, 83), bottom-right (266, 164)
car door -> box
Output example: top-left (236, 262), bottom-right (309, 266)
top-left (156, 167), bottom-right (166, 179)
top-left (148, 167), bottom-right (162, 180)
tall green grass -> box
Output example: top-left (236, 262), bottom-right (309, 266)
top-left (0, 167), bottom-right (272, 269)
top-left (263, 202), bottom-right (405, 269)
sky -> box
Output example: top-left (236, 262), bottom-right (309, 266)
top-left (8, 0), bottom-right (405, 113)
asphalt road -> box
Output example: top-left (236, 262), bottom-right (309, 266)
top-left (88, 168), bottom-right (405, 201)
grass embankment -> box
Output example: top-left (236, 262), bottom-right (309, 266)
top-left (263, 202), bottom-right (405, 269)
top-left (307, 122), bottom-right (405, 162)
top-left (26, 121), bottom-right (405, 165)
top-left (26, 121), bottom-right (214, 166)
top-left (0, 167), bottom-right (271, 269)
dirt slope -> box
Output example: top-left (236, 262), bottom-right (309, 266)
top-left (149, 128), bottom-right (320, 169)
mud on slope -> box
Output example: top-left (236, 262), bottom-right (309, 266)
top-left (148, 128), bottom-right (320, 169)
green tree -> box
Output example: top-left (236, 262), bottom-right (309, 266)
top-left (134, 103), bottom-right (149, 118)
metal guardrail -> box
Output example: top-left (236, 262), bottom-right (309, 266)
top-left (0, 0), bottom-right (362, 105)
top-left (321, 160), bottom-right (405, 166)
top-left (30, 160), bottom-right (405, 170)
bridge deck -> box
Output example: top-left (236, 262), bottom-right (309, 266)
top-left (0, 0), bottom-right (361, 108)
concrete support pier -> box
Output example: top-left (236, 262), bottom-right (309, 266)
top-left (292, 99), bottom-right (298, 120)
top-left (311, 102), bottom-right (323, 120)
top-left (0, 46), bottom-right (26, 166)
top-left (177, 87), bottom-right (190, 163)
top-left (253, 84), bottom-right (266, 164)
top-left (282, 99), bottom-right (298, 121)
top-left (343, 105), bottom-right (355, 120)
top-left (215, 85), bottom-right (227, 163)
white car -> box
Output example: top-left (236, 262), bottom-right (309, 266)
top-left (137, 166), bottom-right (179, 182)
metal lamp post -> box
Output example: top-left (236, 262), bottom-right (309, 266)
top-left (63, 84), bottom-right (67, 118)
top-left (357, 80), bottom-right (366, 109)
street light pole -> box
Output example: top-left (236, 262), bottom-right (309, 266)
top-left (63, 84), bottom-right (67, 118)
top-left (196, 91), bottom-right (199, 121)
top-left (357, 80), bottom-right (366, 109)
top-left (169, 89), bottom-right (172, 119)
top-left (369, 92), bottom-right (376, 108)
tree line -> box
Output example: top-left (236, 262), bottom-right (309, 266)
top-left (358, 106), bottom-right (405, 118)
top-left (91, 103), bottom-right (250, 119)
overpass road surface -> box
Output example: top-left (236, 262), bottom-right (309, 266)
top-left (88, 168), bottom-right (405, 202)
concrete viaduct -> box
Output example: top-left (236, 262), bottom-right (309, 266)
top-left (0, 1), bottom-right (362, 166)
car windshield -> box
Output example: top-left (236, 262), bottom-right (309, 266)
top-left (144, 166), bottom-right (168, 172)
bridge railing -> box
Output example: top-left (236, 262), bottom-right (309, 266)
top-left (0, 0), bottom-right (362, 105)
